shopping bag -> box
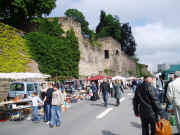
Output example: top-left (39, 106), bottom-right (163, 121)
top-left (155, 118), bottom-right (172, 135)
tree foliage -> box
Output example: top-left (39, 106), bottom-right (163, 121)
top-left (0, 0), bottom-right (56, 28)
top-left (38, 18), bottom-right (64, 37)
top-left (96, 11), bottom-right (137, 56)
top-left (0, 23), bottom-right (31, 72)
top-left (65, 9), bottom-right (93, 36)
top-left (96, 11), bottom-right (121, 41)
top-left (24, 19), bottom-right (80, 78)
top-left (121, 23), bottom-right (136, 56)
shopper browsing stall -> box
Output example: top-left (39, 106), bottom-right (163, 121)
top-left (32, 92), bottom-right (43, 122)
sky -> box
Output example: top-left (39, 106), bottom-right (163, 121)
top-left (50, 0), bottom-right (180, 72)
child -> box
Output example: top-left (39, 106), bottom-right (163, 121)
top-left (32, 92), bottom-right (43, 122)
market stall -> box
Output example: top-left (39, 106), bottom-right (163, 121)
top-left (0, 72), bottom-right (50, 121)
top-left (0, 98), bottom-right (32, 121)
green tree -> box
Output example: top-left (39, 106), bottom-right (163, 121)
top-left (96, 11), bottom-right (137, 56)
top-left (38, 18), bottom-right (64, 37)
top-left (65, 9), bottom-right (92, 36)
top-left (120, 23), bottom-right (136, 56)
top-left (0, 0), bottom-right (56, 28)
top-left (96, 10), bottom-right (122, 41)
top-left (24, 19), bottom-right (80, 78)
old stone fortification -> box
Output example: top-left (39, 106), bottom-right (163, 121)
top-left (59, 17), bottom-right (136, 77)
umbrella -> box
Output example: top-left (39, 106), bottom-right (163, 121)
top-left (87, 75), bottom-right (105, 81)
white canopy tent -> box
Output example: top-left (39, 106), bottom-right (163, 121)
top-left (112, 76), bottom-right (126, 80)
top-left (127, 76), bottom-right (136, 80)
top-left (0, 72), bottom-right (50, 80)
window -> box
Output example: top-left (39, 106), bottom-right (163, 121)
top-left (104, 50), bottom-right (109, 59)
top-left (10, 83), bottom-right (24, 91)
top-left (116, 50), bottom-right (119, 56)
top-left (27, 84), bottom-right (34, 91)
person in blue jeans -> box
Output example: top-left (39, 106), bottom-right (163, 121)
top-left (31, 92), bottom-right (43, 122)
top-left (43, 82), bottom-right (54, 124)
top-left (100, 79), bottom-right (110, 107)
top-left (50, 83), bottom-right (64, 128)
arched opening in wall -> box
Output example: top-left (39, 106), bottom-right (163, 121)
top-left (104, 50), bottom-right (109, 59)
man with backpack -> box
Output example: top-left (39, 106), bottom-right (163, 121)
top-left (133, 75), bottom-right (165, 135)
top-left (100, 79), bottom-right (110, 107)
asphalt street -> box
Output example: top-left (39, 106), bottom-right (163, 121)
top-left (0, 91), bottom-right (143, 135)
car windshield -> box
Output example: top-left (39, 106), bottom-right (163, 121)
top-left (10, 83), bottom-right (24, 91)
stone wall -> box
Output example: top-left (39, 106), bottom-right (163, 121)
top-left (58, 17), bottom-right (136, 77)
top-left (0, 80), bottom-right (10, 102)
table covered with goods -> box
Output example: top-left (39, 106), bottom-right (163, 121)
top-left (0, 97), bottom-right (33, 121)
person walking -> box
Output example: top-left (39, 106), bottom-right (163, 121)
top-left (167, 71), bottom-right (180, 133)
top-left (100, 79), bottom-right (110, 107)
top-left (43, 82), bottom-right (54, 124)
top-left (114, 80), bottom-right (123, 106)
top-left (50, 83), bottom-right (64, 128)
top-left (133, 75), bottom-right (164, 135)
top-left (132, 79), bottom-right (137, 92)
top-left (110, 80), bottom-right (115, 97)
top-left (91, 81), bottom-right (98, 101)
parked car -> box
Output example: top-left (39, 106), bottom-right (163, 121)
top-left (7, 82), bottom-right (41, 99)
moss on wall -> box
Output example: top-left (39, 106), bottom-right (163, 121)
top-left (0, 23), bottom-right (31, 72)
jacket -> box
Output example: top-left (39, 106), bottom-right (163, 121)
top-left (91, 83), bottom-right (98, 93)
top-left (133, 81), bottom-right (163, 119)
top-left (100, 82), bottom-right (110, 93)
top-left (51, 90), bottom-right (64, 106)
top-left (114, 84), bottom-right (123, 99)
top-left (167, 78), bottom-right (180, 106)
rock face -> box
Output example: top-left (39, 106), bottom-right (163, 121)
top-left (59, 17), bottom-right (136, 77)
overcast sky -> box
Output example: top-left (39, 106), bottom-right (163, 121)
top-left (50, 0), bottom-right (180, 72)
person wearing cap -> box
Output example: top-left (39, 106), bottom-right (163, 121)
top-left (167, 71), bottom-right (180, 133)
top-left (133, 75), bottom-right (164, 135)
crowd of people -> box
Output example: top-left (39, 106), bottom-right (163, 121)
top-left (133, 71), bottom-right (180, 135)
top-left (30, 79), bottom-right (126, 128)
top-left (89, 79), bottom-right (124, 107)
top-left (31, 82), bottom-right (64, 128)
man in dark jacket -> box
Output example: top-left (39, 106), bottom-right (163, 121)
top-left (100, 79), bottom-right (110, 107)
top-left (133, 75), bottom-right (164, 135)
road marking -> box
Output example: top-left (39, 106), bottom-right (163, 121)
top-left (120, 97), bottom-right (126, 102)
top-left (96, 97), bottom-right (126, 119)
top-left (127, 93), bottom-right (133, 96)
top-left (96, 108), bottom-right (113, 119)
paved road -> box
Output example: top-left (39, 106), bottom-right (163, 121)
top-left (0, 91), bottom-right (142, 135)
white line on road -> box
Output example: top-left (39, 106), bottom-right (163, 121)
top-left (96, 108), bottom-right (113, 119)
top-left (127, 93), bottom-right (133, 96)
top-left (96, 97), bottom-right (126, 119)
top-left (120, 97), bottom-right (126, 102)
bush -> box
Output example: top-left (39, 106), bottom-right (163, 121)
top-left (24, 26), bottom-right (80, 78)
top-left (0, 23), bottom-right (31, 72)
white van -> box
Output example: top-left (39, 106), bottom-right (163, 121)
top-left (8, 82), bottom-right (41, 99)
